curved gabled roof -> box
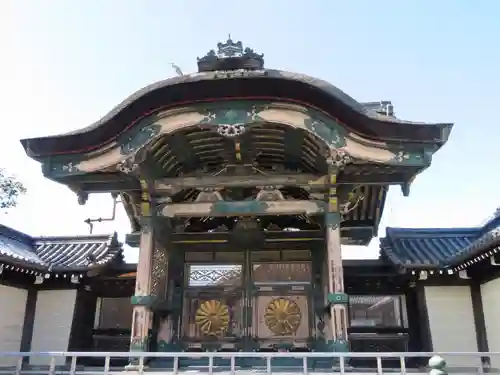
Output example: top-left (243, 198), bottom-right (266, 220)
top-left (380, 216), bottom-right (500, 270)
top-left (20, 69), bottom-right (453, 158)
top-left (0, 224), bottom-right (122, 273)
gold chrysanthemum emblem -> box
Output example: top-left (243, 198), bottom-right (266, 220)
top-left (264, 297), bottom-right (302, 335)
top-left (195, 300), bottom-right (230, 336)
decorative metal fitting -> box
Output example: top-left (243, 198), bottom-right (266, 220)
top-left (217, 124), bottom-right (246, 137)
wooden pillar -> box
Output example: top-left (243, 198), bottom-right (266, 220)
top-left (151, 244), bottom-right (172, 351)
top-left (130, 217), bottom-right (155, 353)
top-left (324, 169), bottom-right (349, 352)
top-left (129, 180), bottom-right (155, 356)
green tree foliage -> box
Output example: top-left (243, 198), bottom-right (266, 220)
top-left (0, 169), bottom-right (26, 209)
top-left (495, 206), bottom-right (500, 218)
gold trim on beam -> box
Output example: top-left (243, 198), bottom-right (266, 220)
top-left (140, 179), bottom-right (151, 217)
top-left (155, 174), bottom-right (328, 193)
top-left (171, 239), bottom-right (229, 244)
top-left (118, 272), bottom-right (137, 278)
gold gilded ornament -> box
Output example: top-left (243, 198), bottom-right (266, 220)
top-left (264, 297), bottom-right (302, 335)
top-left (195, 300), bottom-right (230, 336)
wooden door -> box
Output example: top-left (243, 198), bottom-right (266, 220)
top-left (250, 260), bottom-right (313, 350)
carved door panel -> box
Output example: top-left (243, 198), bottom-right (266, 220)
top-left (250, 262), bottom-right (313, 349)
top-left (254, 294), bottom-right (309, 340)
top-left (182, 263), bottom-right (244, 349)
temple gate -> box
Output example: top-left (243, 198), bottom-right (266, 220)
top-left (19, 37), bottom-right (452, 368)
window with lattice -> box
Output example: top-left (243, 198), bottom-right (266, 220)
top-left (349, 295), bottom-right (408, 328)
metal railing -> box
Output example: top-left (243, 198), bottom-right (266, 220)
top-left (0, 351), bottom-right (492, 375)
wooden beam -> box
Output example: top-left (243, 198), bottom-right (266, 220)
top-left (69, 171), bottom-right (408, 194)
top-left (155, 174), bottom-right (328, 193)
top-left (154, 173), bottom-right (407, 194)
top-left (172, 230), bottom-right (324, 243)
top-left (80, 181), bottom-right (140, 193)
top-left (341, 219), bottom-right (374, 229)
top-left (125, 225), bottom-right (375, 247)
top-left (159, 200), bottom-right (326, 218)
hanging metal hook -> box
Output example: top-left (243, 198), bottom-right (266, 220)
top-left (84, 193), bottom-right (121, 234)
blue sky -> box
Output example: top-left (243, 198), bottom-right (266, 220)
top-left (1, 1), bottom-right (499, 261)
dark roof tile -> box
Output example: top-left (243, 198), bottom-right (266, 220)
top-left (380, 217), bottom-right (500, 269)
top-left (0, 235), bottom-right (43, 265)
top-left (0, 225), bottom-right (122, 272)
top-left (34, 234), bottom-right (121, 270)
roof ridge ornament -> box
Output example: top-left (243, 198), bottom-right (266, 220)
top-left (217, 34), bottom-right (243, 58)
top-left (197, 36), bottom-right (264, 72)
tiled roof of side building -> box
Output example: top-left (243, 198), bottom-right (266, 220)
top-left (380, 216), bottom-right (500, 270)
top-left (0, 224), bottom-right (122, 272)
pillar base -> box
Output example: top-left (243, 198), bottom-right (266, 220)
top-left (128, 337), bottom-right (149, 369)
top-left (130, 335), bottom-right (150, 351)
top-left (149, 341), bottom-right (181, 369)
top-left (314, 338), bottom-right (349, 352)
top-left (325, 339), bottom-right (349, 352)
top-left (157, 340), bottom-right (182, 352)
top-left (314, 339), bottom-right (349, 369)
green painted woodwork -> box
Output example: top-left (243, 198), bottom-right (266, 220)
top-left (157, 340), bottom-right (181, 352)
top-left (128, 335), bottom-right (150, 368)
top-left (327, 339), bottom-right (349, 352)
top-left (314, 338), bottom-right (349, 353)
top-left (131, 295), bottom-right (157, 307)
top-left (125, 232), bottom-right (140, 247)
top-left (325, 212), bottom-right (341, 229)
top-left (157, 199), bottom-right (327, 217)
top-left (327, 292), bottom-right (349, 305)
top-left (139, 216), bottom-right (154, 232)
top-left (130, 296), bottom-right (170, 312)
top-left (37, 149), bottom-right (103, 179)
top-left (211, 200), bottom-right (269, 215)
top-left (201, 102), bottom-right (266, 127)
top-left (121, 123), bottom-right (162, 155)
top-left (388, 148), bottom-right (433, 166)
top-left (165, 100), bottom-right (348, 151)
top-left (41, 100), bottom-right (437, 179)
top-left (130, 335), bottom-right (150, 352)
top-left (304, 117), bottom-right (344, 148)
top-left (42, 155), bottom-right (85, 178)
top-left (311, 338), bottom-right (350, 368)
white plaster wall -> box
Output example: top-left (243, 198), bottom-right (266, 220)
top-left (0, 285), bottom-right (27, 366)
top-left (30, 289), bottom-right (77, 366)
top-left (481, 278), bottom-right (500, 368)
top-left (424, 286), bottom-right (480, 367)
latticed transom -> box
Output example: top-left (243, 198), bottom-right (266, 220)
top-left (188, 264), bottom-right (243, 287)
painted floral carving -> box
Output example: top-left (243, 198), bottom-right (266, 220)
top-left (264, 297), bottom-right (302, 336)
top-left (195, 299), bottom-right (230, 336)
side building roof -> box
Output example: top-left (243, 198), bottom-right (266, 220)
top-left (380, 216), bottom-right (500, 271)
top-left (0, 224), bottom-right (122, 276)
